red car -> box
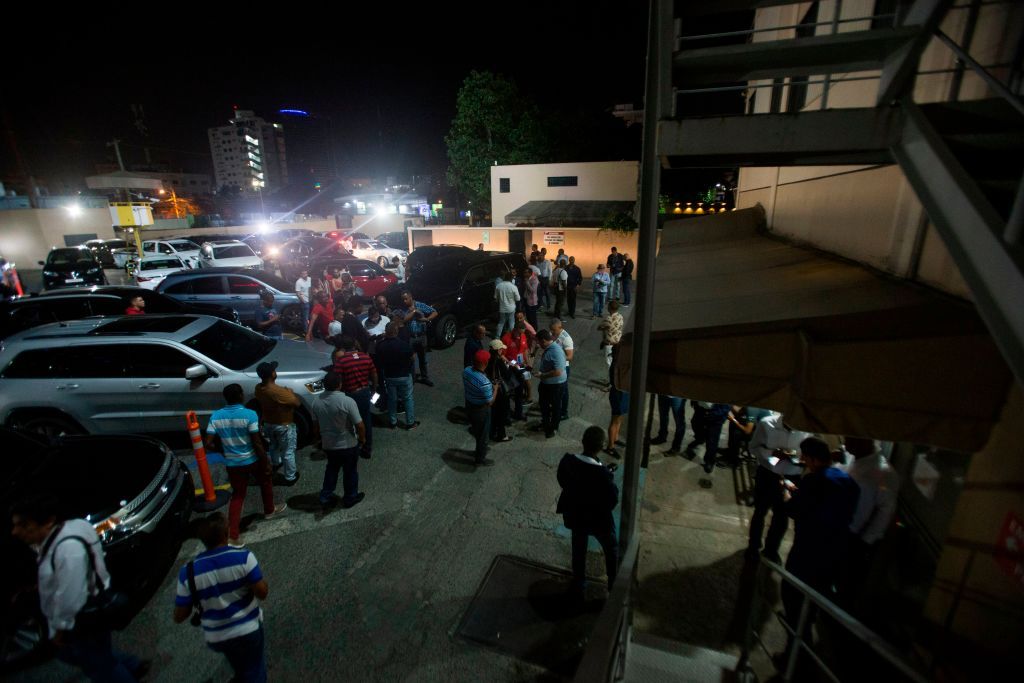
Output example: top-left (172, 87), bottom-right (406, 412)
top-left (317, 258), bottom-right (397, 297)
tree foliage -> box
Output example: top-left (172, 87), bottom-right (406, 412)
top-left (445, 71), bottom-right (552, 213)
top-left (601, 210), bottom-right (638, 236)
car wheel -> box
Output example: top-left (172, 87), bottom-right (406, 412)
top-left (280, 304), bottom-right (304, 333)
top-left (432, 314), bottom-right (458, 349)
top-left (377, 256), bottom-right (389, 268)
top-left (16, 414), bottom-right (84, 442)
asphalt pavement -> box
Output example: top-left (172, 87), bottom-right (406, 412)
top-left (13, 296), bottom-right (631, 682)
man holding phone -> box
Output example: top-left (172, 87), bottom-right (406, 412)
top-left (400, 290), bottom-right (437, 387)
top-left (332, 335), bottom-right (378, 458)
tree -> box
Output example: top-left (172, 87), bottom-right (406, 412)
top-left (445, 71), bottom-right (552, 212)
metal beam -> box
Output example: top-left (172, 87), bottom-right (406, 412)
top-left (877, 0), bottom-right (955, 105)
top-left (893, 102), bottom-right (1024, 384)
top-left (658, 108), bottom-right (904, 167)
top-left (674, 27), bottom-right (918, 85)
top-left (677, 0), bottom-right (803, 16)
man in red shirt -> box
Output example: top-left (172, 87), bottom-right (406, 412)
top-left (332, 335), bottom-right (378, 456)
top-left (305, 291), bottom-right (333, 342)
top-left (124, 295), bottom-right (146, 315)
top-left (504, 319), bottom-right (533, 406)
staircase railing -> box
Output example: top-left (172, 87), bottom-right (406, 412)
top-left (737, 558), bottom-right (930, 683)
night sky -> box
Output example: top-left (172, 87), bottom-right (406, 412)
top-left (1, 3), bottom-right (651, 192)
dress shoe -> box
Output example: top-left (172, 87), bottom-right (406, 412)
top-left (342, 492), bottom-right (366, 508)
top-left (650, 435), bottom-right (667, 445)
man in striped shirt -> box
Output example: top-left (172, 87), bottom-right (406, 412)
top-left (174, 512), bottom-right (269, 683)
top-left (332, 335), bottom-right (378, 456)
top-left (206, 384), bottom-right (286, 544)
top-left (463, 349), bottom-right (496, 466)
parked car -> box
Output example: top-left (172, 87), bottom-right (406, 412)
top-left (404, 244), bottom-right (475, 281)
top-left (0, 314), bottom-right (330, 443)
top-left (38, 247), bottom-right (107, 290)
top-left (276, 236), bottom-right (355, 282)
top-left (0, 287), bottom-right (239, 340)
top-left (157, 268), bottom-right (304, 331)
top-left (141, 239), bottom-right (202, 268)
top-left (198, 240), bottom-right (263, 269)
top-left (377, 231), bottom-right (410, 251)
top-left (314, 259), bottom-right (398, 298)
top-left (1, 428), bottom-right (192, 669)
top-left (83, 239), bottom-right (116, 267)
top-left (134, 254), bottom-right (188, 290)
top-left (384, 250), bottom-right (529, 348)
top-left (350, 238), bottom-right (408, 269)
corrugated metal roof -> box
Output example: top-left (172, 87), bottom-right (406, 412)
top-left (505, 200), bottom-right (635, 227)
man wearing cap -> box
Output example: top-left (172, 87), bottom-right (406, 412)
top-left (254, 361), bottom-right (301, 485)
top-left (486, 339), bottom-right (515, 444)
top-left (313, 372), bottom-right (367, 509)
top-left (332, 335), bottom-right (378, 457)
top-left (536, 329), bottom-right (567, 438)
top-left (255, 290), bottom-right (282, 340)
top-left (464, 349), bottom-right (496, 465)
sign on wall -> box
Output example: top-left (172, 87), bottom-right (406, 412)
top-left (109, 202), bottom-right (154, 227)
top-left (543, 231), bottom-right (565, 245)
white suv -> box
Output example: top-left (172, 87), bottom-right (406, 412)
top-left (350, 239), bottom-right (408, 269)
top-left (141, 239), bottom-right (202, 268)
top-left (198, 241), bottom-right (263, 269)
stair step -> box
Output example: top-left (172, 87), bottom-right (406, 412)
top-left (624, 633), bottom-right (739, 682)
top-left (674, 27), bottom-right (919, 85)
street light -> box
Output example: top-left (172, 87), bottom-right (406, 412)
top-left (65, 204), bottom-right (82, 218)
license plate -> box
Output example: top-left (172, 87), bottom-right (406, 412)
top-left (65, 278), bottom-right (83, 283)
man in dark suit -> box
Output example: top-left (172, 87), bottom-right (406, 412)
top-left (557, 426), bottom-right (620, 596)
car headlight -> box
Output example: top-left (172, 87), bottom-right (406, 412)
top-left (268, 247), bottom-right (280, 257)
top-left (304, 378), bottom-right (324, 393)
top-left (91, 505), bottom-right (134, 541)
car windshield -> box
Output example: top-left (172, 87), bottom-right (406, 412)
top-left (105, 240), bottom-right (128, 249)
top-left (142, 258), bottom-right (181, 271)
top-left (47, 249), bottom-right (95, 266)
top-left (247, 270), bottom-right (291, 292)
top-left (182, 319), bottom-right (275, 370)
top-left (168, 240), bottom-right (199, 251)
top-left (213, 245), bottom-right (255, 259)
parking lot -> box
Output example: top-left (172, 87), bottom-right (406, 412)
top-left (9, 278), bottom-right (627, 682)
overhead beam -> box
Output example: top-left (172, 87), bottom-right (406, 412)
top-left (877, 0), bottom-right (956, 105)
top-left (658, 108), bottom-right (904, 167)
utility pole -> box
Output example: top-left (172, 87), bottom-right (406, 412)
top-left (107, 138), bottom-right (126, 171)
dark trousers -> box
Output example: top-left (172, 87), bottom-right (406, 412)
top-left (512, 381), bottom-right (526, 419)
top-left (553, 289), bottom-right (566, 317)
top-left (208, 626), bottom-right (268, 683)
top-left (226, 462), bottom-right (275, 539)
top-left (538, 279), bottom-right (550, 308)
top-left (655, 395), bottom-right (685, 449)
top-left (561, 365), bottom-right (571, 419)
top-left (57, 629), bottom-right (140, 683)
top-left (411, 337), bottom-right (429, 379)
top-left (689, 405), bottom-right (727, 468)
top-left (350, 387), bottom-right (373, 452)
top-left (320, 445), bottom-right (360, 504)
top-left (748, 467), bottom-right (796, 558)
top-left (567, 287), bottom-right (578, 317)
top-left (466, 403), bottom-right (491, 462)
top-left (490, 387), bottom-right (509, 440)
top-left (525, 304), bottom-right (539, 331)
top-left (539, 382), bottom-right (563, 434)
top-left (622, 278), bottom-right (631, 305)
top-left (571, 526), bottom-right (618, 590)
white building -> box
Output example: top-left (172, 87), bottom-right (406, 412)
top-left (490, 161), bottom-right (638, 228)
top-left (208, 110), bottom-right (288, 194)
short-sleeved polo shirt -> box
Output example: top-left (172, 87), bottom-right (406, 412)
top-left (207, 404), bottom-right (260, 467)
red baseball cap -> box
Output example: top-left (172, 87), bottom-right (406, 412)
top-left (474, 349), bottom-right (491, 366)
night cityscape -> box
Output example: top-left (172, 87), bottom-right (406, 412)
top-left (1, 2), bottom-right (1021, 682)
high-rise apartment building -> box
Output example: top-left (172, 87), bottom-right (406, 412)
top-left (278, 109), bottom-right (335, 190)
top-left (208, 109), bottom-right (288, 194)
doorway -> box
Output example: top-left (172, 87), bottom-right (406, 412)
top-left (508, 230), bottom-right (530, 256)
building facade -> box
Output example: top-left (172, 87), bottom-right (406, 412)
top-left (208, 109), bottom-right (288, 194)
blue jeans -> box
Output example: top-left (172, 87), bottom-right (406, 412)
top-left (264, 423), bottom-right (297, 480)
top-left (656, 395), bottom-right (685, 449)
top-left (466, 403), bottom-right (491, 462)
top-left (496, 311), bottom-right (515, 338)
top-left (386, 374), bottom-right (415, 426)
top-left (301, 301), bottom-right (310, 331)
top-left (538, 279), bottom-right (550, 308)
top-left (593, 292), bottom-right (606, 317)
top-left (321, 445), bottom-right (360, 504)
top-left (350, 387), bottom-right (373, 452)
top-left (57, 630), bottom-right (139, 683)
top-left (610, 273), bottom-right (622, 300)
top-left (208, 626), bottom-right (268, 683)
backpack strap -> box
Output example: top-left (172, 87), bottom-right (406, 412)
top-left (48, 533), bottom-right (103, 594)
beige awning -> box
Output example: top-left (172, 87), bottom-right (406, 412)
top-left (616, 207), bottom-right (1012, 452)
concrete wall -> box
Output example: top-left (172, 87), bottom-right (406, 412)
top-left (490, 161), bottom-right (639, 227)
top-left (0, 208), bottom-right (116, 265)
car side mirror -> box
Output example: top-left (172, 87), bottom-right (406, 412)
top-left (38, 261), bottom-right (45, 266)
top-left (185, 364), bottom-right (208, 380)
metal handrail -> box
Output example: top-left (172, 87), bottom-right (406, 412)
top-left (933, 29), bottom-right (1024, 117)
top-left (676, 13), bottom-right (897, 43)
top-left (571, 531), bottom-right (641, 683)
top-left (738, 558), bottom-right (930, 683)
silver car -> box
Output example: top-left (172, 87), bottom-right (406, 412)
top-left (0, 315), bottom-right (329, 443)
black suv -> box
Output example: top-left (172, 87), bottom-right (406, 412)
top-left (0, 286), bottom-right (239, 339)
top-left (384, 250), bottom-right (529, 348)
top-left (38, 247), bottom-right (107, 290)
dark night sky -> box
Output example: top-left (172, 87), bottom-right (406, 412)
top-left (1, 3), bottom-right (651, 191)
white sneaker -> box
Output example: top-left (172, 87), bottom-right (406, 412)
top-left (264, 503), bottom-right (287, 520)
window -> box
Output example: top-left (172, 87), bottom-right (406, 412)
top-left (228, 276), bottom-right (262, 295)
top-left (547, 176), bottom-right (578, 187)
top-left (190, 276), bottom-right (226, 295)
top-left (464, 261), bottom-right (506, 287)
top-left (499, 178), bottom-right (510, 193)
top-left (214, 245), bottom-right (257, 259)
top-left (128, 344), bottom-right (197, 378)
top-left (141, 258), bottom-right (182, 271)
top-left (163, 280), bottom-right (192, 295)
top-left (2, 345), bottom-right (128, 379)
top-left (157, 243), bottom-right (175, 255)
top-left (88, 297), bottom-right (130, 316)
top-left (346, 263), bottom-right (376, 278)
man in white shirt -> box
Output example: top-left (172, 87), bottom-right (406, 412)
top-left (746, 412), bottom-right (813, 562)
top-left (551, 261), bottom-right (569, 318)
top-left (11, 494), bottom-right (144, 682)
top-left (295, 269), bottom-right (312, 332)
top-left (550, 318), bottom-right (574, 421)
top-left (392, 256), bottom-right (405, 283)
top-left (494, 271), bottom-right (521, 338)
top-left (537, 253), bottom-right (553, 310)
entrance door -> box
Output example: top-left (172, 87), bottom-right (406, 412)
top-left (508, 230), bottom-right (529, 256)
